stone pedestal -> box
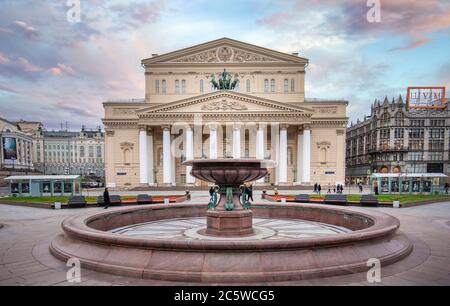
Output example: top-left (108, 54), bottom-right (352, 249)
top-left (206, 210), bottom-right (253, 237)
top-left (205, 188), bottom-right (254, 237)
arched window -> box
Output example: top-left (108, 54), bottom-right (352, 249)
top-left (264, 79), bottom-right (269, 92)
top-left (270, 79), bottom-right (275, 92)
top-left (291, 79), bottom-right (295, 92)
top-left (200, 79), bottom-right (204, 93)
top-left (155, 80), bottom-right (160, 93)
top-left (162, 80), bottom-right (167, 93)
top-left (175, 80), bottom-right (180, 93)
top-left (246, 79), bottom-right (251, 92)
top-left (284, 79), bottom-right (289, 93)
top-left (181, 79), bottom-right (186, 93)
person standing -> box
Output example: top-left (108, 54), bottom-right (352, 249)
top-left (445, 183), bottom-right (449, 194)
top-left (103, 188), bottom-right (111, 209)
top-left (318, 184), bottom-right (322, 195)
top-left (314, 183), bottom-right (318, 194)
top-left (247, 184), bottom-right (254, 202)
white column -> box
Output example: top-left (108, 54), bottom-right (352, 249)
top-left (296, 127), bottom-right (303, 184)
top-left (147, 128), bottom-right (154, 186)
top-left (139, 127), bottom-right (148, 184)
top-left (185, 125), bottom-right (195, 184)
top-left (233, 124), bottom-right (241, 159)
top-left (209, 124), bottom-right (218, 159)
top-left (162, 125), bottom-right (172, 185)
top-left (278, 125), bottom-right (288, 183)
top-left (256, 124), bottom-right (265, 183)
top-left (336, 130), bottom-right (345, 186)
top-left (302, 126), bottom-right (311, 183)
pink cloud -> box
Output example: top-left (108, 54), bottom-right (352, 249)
top-left (0, 52), bottom-right (10, 65)
top-left (257, 12), bottom-right (294, 28)
top-left (12, 20), bottom-right (39, 38)
top-left (47, 64), bottom-right (75, 76)
top-left (259, 0), bottom-right (450, 50)
top-left (17, 57), bottom-right (42, 72)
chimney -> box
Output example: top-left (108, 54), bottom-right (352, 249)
top-left (291, 52), bottom-right (299, 56)
top-left (152, 54), bottom-right (158, 57)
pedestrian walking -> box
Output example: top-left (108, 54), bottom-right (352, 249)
top-left (103, 188), bottom-right (110, 209)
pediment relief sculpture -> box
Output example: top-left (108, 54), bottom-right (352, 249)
top-left (201, 99), bottom-right (248, 111)
top-left (170, 46), bottom-right (281, 63)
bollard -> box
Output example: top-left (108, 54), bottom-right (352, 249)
top-left (393, 200), bottom-right (400, 208)
top-left (54, 202), bottom-right (61, 210)
top-left (281, 198), bottom-right (286, 203)
top-left (164, 198), bottom-right (170, 205)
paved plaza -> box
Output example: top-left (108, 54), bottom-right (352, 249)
top-left (0, 199), bottom-right (449, 286)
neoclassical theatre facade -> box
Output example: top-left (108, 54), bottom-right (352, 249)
top-left (103, 38), bottom-right (348, 188)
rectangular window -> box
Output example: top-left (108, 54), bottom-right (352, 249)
top-left (408, 140), bottom-right (424, 150)
top-left (429, 128), bottom-right (444, 139)
top-left (155, 80), bottom-right (160, 93)
top-left (394, 128), bottom-right (404, 139)
top-left (409, 128), bottom-right (424, 139)
top-left (162, 80), bottom-right (167, 93)
top-left (408, 152), bottom-right (423, 160)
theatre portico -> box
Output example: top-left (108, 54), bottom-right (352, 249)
top-left (103, 38), bottom-right (348, 189)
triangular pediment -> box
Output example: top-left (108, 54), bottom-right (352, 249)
top-left (136, 91), bottom-right (313, 116)
top-left (142, 38), bottom-right (308, 65)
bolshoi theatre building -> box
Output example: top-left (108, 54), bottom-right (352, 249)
top-left (103, 38), bottom-right (348, 188)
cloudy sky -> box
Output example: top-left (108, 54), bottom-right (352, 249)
top-left (0, 0), bottom-right (449, 130)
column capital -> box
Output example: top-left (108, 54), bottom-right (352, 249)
top-left (336, 130), bottom-right (345, 135)
top-left (280, 124), bottom-right (289, 130)
top-left (257, 123), bottom-right (267, 130)
top-left (138, 125), bottom-right (147, 132)
top-left (162, 124), bottom-right (171, 131)
top-left (208, 123), bottom-right (219, 131)
top-left (233, 123), bottom-right (242, 130)
top-left (303, 124), bottom-right (311, 130)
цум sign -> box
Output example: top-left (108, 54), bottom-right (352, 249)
top-left (407, 86), bottom-right (446, 109)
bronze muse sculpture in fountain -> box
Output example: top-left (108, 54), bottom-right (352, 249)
top-left (183, 159), bottom-right (275, 237)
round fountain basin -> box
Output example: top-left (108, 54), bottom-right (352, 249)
top-left (50, 203), bottom-right (413, 283)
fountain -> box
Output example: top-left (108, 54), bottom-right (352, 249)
top-left (184, 159), bottom-right (274, 237)
top-left (50, 159), bottom-right (413, 283)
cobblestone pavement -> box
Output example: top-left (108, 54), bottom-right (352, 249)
top-left (0, 201), bottom-right (449, 286)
